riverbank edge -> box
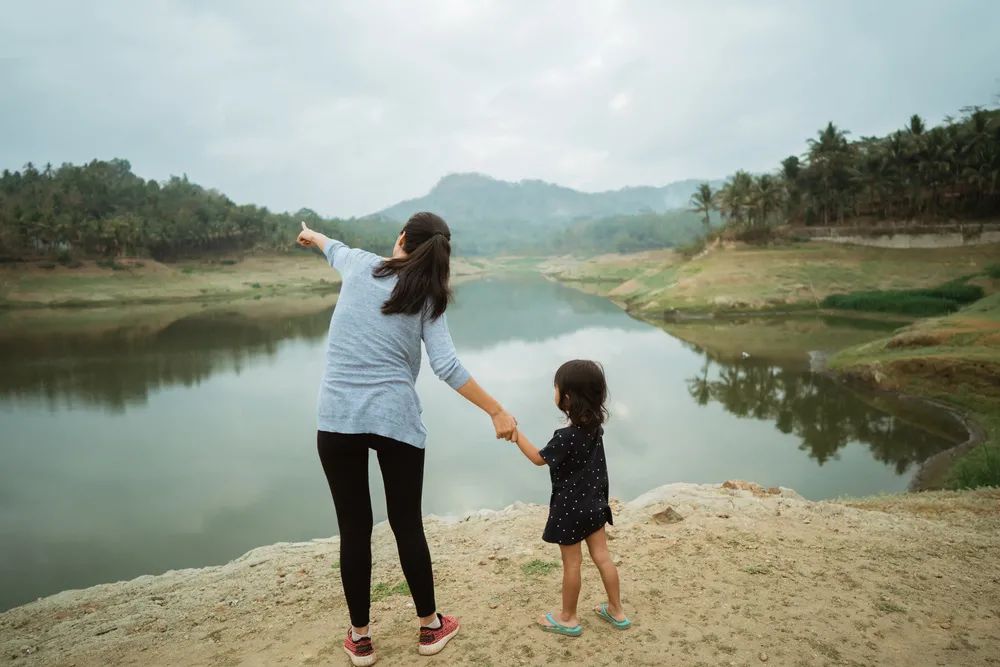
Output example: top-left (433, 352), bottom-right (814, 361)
top-left (3, 482), bottom-right (999, 666)
top-left (542, 269), bottom-right (991, 491)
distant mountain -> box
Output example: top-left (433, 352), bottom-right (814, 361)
top-left (371, 173), bottom-right (724, 226)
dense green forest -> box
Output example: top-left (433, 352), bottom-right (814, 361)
top-left (0, 158), bottom-right (716, 260)
top-left (0, 159), bottom-right (398, 261)
top-left (695, 105), bottom-right (1000, 232)
top-left (552, 209), bottom-right (716, 254)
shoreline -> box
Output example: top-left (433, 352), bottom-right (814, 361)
top-left (2, 481), bottom-right (998, 666)
top-left (540, 256), bottom-right (996, 492)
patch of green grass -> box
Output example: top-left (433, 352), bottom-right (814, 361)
top-left (520, 559), bottom-right (560, 576)
top-left (742, 564), bottom-right (772, 575)
top-left (371, 580), bottom-right (410, 601)
top-left (875, 599), bottom-right (906, 614)
top-left (947, 444), bottom-right (1000, 490)
top-left (822, 281), bottom-right (984, 316)
top-left (985, 263), bottom-right (1000, 279)
top-left (330, 560), bottom-right (340, 570)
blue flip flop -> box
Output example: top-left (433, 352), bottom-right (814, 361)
top-left (595, 603), bottom-right (631, 629)
top-left (539, 612), bottom-right (583, 637)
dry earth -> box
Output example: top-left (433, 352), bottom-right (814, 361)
top-left (2, 483), bottom-right (999, 667)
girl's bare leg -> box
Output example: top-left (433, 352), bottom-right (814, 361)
top-left (539, 542), bottom-right (583, 627)
top-left (585, 526), bottom-right (626, 620)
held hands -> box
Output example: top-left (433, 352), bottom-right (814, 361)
top-left (491, 409), bottom-right (518, 442)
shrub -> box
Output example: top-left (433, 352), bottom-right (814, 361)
top-left (96, 258), bottom-right (128, 271)
top-left (56, 249), bottom-right (73, 265)
top-left (985, 263), bottom-right (1000, 279)
top-left (947, 445), bottom-right (1000, 490)
top-left (821, 282), bottom-right (985, 316)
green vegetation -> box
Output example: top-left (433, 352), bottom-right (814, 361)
top-left (520, 559), bottom-right (559, 576)
top-left (948, 444), bottom-right (1000, 489)
top-left (0, 159), bottom-right (397, 261)
top-left (821, 282), bottom-right (985, 316)
top-left (831, 293), bottom-right (1000, 489)
top-left (691, 105), bottom-right (1000, 237)
top-left (371, 580), bottom-right (410, 601)
top-left (552, 209), bottom-right (718, 255)
top-left (545, 242), bottom-right (998, 316)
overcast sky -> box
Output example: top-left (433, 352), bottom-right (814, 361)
top-left (2, 1), bottom-right (998, 217)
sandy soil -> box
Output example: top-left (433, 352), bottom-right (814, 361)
top-left (2, 482), bottom-right (999, 667)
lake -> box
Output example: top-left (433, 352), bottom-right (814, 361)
top-left (0, 273), bottom-right (963, 611)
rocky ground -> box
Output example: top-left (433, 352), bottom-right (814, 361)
top-left (2, 482), bottom-right (999, 667)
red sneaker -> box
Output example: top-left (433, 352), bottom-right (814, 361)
top-left (343, 628), bottom-right (377, 666)
top-left (418, 613), bottom-right (460, 656)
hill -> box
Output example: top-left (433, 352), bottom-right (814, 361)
top-left (373, 172), bottom-right (724, 226)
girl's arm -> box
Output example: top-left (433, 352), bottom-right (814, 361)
top-left (512, 429), bottom-right (547, 466)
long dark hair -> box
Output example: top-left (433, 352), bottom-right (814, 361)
top-left (373, 211), bottom-right (453, 319)
top-left (554, 359), bottom-right (609, 429)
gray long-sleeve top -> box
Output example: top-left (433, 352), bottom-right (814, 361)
top-left (316, 239), bottom-right (471, 448)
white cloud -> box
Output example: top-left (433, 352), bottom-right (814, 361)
top-left (2, 0), bottom-right (997, 216)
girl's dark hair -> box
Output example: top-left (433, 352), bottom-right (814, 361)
top-left (373, 211), bottom-right (452, 319)
top-left (554, 359), bottom-right (609, 429)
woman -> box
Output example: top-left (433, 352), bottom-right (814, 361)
top-left (297, 212), bottom-right (517, 666)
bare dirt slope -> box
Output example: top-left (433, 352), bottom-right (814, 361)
top-left (2, 483), bottom-right (999, 667)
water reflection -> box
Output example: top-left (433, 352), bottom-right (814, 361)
top-left (0, 275), bottom-right (960, 611)
top-left (0, 300), bottom-right (334, 410)
top-left (685, 356), bottom-right (962, 473)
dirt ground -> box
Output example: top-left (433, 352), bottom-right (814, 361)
top-left (2, 482), bottom-right (999, 667)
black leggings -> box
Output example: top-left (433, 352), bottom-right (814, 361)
top-left (317, 431), bottom-right (435, 627)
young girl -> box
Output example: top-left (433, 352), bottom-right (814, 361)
top-left (511, 359), bottom-right (632, 636)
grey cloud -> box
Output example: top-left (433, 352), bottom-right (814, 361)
top-left (1, 0), bottom-right (997, 216)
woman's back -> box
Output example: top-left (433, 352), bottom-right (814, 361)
top-left (318, 240), bottom-right (469, 448)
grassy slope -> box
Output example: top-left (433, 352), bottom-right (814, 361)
top-left (544, 242), bottom-right (1000, 316)
top-left (830, 292), bottom-right (1000, 487)
top-left (544, 241), bottom-right (999, 487)
top-left (0, 254), bottom-right (487, 308)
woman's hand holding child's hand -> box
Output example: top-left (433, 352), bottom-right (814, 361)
top-left (492, 410), bottom-right (518, 441)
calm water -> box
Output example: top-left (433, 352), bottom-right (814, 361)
top-left (0, 274), bottom-right (962, 610)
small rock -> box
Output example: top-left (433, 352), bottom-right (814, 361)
top-left (759, 652), bottom-right (768, 662)
top-left (652, 506), bottom-right (684, 525)
top-left (716, 513), bottom-right (731, 519)
top-left (940, 621), bottom-right (952, 630)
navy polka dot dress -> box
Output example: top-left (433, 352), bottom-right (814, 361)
top-left (538, 425), bottom-right (613, 545)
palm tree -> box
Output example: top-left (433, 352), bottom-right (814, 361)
top-left (717, 171), bottom-right (754, 227)
top-left (689, 183), bottom-right (716, 232)
top-left (751, 174), bottom-right (784, 227)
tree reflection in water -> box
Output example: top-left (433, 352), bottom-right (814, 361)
top-left (685, 353), bottom-right (960, 473)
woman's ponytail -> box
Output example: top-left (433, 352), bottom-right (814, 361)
top-left (373, 211), bottom-right (453, 319)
